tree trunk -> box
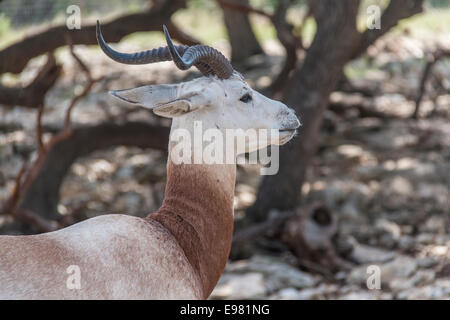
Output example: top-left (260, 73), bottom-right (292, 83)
top-left (221, 0), bottom-right (264, 65)
top-left (247, 0), bottom-right (361, 222)
top-left (247, 0), bottom-right (424, 222)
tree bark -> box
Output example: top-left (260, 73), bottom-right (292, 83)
top-left (0, 54), bottom-right (61, 108)
top-left (220, 0), bottom-right (264, 65)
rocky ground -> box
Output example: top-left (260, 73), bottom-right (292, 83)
top-left (0, 33), bottom-right (449, 299)
top-left (211, 105), bottom-right (450, 299)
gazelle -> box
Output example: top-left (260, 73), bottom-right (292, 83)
top-left (0, 22), bottom-right (300, 299)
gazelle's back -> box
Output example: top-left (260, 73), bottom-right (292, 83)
top-left (0, 214), bottom-right (202, 299)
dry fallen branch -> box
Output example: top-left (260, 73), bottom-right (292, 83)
top-left (281, 204), bottom-right (353, 274)
top-left (232, 204), bottom-right (353, 274)
top-left (232, 210), bottom-right (296, 247)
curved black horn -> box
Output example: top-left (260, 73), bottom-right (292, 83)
top-left (96, 20), bottom-right (233, 79)
top-left (163, 25), bottom-right (233, 79)
top-left (96, 20), bottom-right (183, 65)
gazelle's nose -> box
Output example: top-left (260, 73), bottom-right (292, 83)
top-left (279, 106), bottom-right (300, 130)
top-left (293, 115), bottom-right (301, 128)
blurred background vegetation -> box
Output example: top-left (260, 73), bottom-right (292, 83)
top-left (1, 0), bottom-right (450, 46)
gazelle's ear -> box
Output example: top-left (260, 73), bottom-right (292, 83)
top-left (109, 84), bottom-right (212, 118)
top-left (152, 100), bottom-right (192, 118)
top-left (109, 84), bottom-right (178, 109)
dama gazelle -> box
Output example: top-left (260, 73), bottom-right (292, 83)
top-left (0, 21), bottom-right (300, 299)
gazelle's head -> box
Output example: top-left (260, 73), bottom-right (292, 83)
top-left (97, 22), bottom-right (300, 153)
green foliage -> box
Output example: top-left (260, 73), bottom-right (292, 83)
top-left (0, 13), bottom-right (11, 38)
top-left (0, 0), bottom-right (149, 27)
top-left (249, 0), bottom-right (307, 10)
top-left (188, 0), bottom-right (217, 9)
top-left (427, 0), bottom-right (450, 7)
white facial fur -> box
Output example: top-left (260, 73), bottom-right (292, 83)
top-left (111, 72), bottom-right (300, 153)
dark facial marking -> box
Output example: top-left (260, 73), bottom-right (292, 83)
top-left (239, 93), bottom-right (252, 103)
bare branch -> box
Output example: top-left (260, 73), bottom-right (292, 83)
top-left (217, 0), bottom-right (271, 18)
top-left (18, 122), bottom-right (169, 221)
top-left (352, 0), bottom-right (424, 59)
top-left (0, 163), bottom-right (55, 233)
top-left (36, 105), bottom-right (46, 153)
top-left (164, 21), bottom-right (202, 47)
top-left (64, 43), bottom-right (102, 128)
top-left (232, 210), bottom-right (296, 247)
top-left (0, 0), bottom-right (193, 75)
top-left (219, 0), bottom-right (303, 95)
top-left (0, 163), bottom-right (28, 216)
top-left (13, 209), bottom-right (57, 233)
top-left (0, 54), bottom-right (61, 108)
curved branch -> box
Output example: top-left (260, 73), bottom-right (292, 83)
top-left (18, 122), bottom-right (169, 221)
top-left (352, 0), bottom-right (424, 59)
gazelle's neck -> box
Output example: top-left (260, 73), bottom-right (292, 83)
top-left (148, 121), bottom-right (236, 298)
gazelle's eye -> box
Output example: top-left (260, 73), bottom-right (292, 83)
top-left (239, 93), bottom-right (252, 103)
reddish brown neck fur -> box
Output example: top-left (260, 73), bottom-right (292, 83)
top-left (148, 160), bottom-right (236, 298)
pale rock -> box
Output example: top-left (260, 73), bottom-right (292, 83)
top-left (398, 235), bottom-right (416, 252)
top-left (211, 272), bottom-right (266, 299)
top-left (347, 256), bottom-right (417, 287)
top-left (397, 279), bottom-right (450, 300)
top-left (416, 233), bottom-right (435, 245)
top-left (338, 291), bottom-right (387, 300)
top-left (382, 256), bottom-right (418, 282)
top-left (417, 257), bottom-right (439, 269)
top-left (227, 255), bottom-right (317, 290)
top-left (350, 243), bottom-right (396, 264)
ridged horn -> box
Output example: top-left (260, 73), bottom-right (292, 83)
top-left (96, 21), bottom-right (233, 79)
top-left (162, 25), bottom-right (233, 79)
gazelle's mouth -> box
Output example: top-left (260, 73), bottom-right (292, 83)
top-left (278, 129), bottom-right (297, 144)
top-left (279, 129), bottom-right (296, 134)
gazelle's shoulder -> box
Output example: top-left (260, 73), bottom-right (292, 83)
top-left (52, 214), bottom-right (170, 242)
